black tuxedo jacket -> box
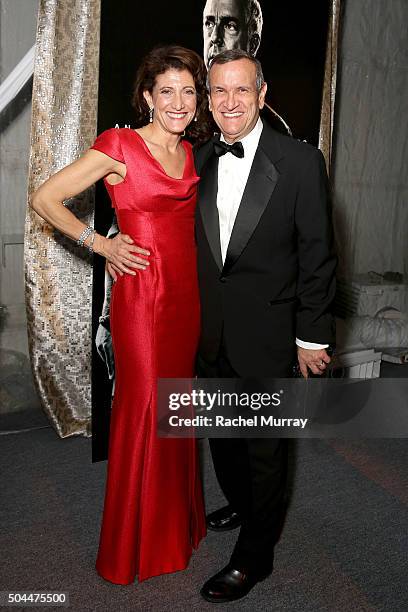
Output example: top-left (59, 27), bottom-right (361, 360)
top-left (194, 120), bottom-right (336, 377)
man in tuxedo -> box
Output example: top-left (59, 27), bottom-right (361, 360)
top-left (195, 49), bottom-right (336, 603)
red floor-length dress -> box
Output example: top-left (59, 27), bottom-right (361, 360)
top-left (91, 128), bottom-right (206, 583)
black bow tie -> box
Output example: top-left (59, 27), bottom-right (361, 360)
top-left (213, 140), bottom-right (244, 159)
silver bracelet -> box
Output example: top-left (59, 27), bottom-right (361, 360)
top-left (77, 226), bottom-right (93, 247)
top-left (87, 229), bottom-right (96, 254)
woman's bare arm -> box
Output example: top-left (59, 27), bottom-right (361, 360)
top-left (30, 150), bottom-right (150, 273)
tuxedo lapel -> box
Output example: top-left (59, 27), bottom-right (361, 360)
top-left (222, 131), bottom-right (281, 275)
top-left (197, 150), bottom-right (223, 270)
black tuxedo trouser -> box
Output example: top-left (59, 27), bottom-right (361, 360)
top-left (196, 341), bottom-right (288, 577)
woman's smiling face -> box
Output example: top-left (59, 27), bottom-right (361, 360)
top-left (144, 69), bottom-right (197, 135)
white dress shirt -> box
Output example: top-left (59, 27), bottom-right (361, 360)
top-left (216, 117), bottom-right (327, 351)
top-left (217, 117), bottom-right (263, 263)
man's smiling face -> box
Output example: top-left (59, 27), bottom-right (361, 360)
top-left (208, 58), bottom-right (267, 143)
top-left (203, 0), bottom-right (249, 68)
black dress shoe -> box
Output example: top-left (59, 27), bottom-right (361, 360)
top-left (200, 565), bottom-right (261, 603)
top-left (206, 505), bottom-right (241, 531)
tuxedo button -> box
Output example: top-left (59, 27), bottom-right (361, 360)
top-left (219, 276), bottom-right (227, 283)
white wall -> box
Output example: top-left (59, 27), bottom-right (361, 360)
top-left (332, 0), bottom-right (408, 278)
top-left (0, 0), bottom-right (39, 354)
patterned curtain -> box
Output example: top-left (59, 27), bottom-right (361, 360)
top-left (319, 0), bottom-right (342, 172)
top-left (24, 0), bottom-right (101, 437)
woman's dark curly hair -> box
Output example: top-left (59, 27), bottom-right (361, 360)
top-left (131, 45), bottom-right (212, 145)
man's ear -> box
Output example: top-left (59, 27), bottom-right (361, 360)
top-left (249, 34), bottom-right (261, 57)
top-left (258, 82), bottom-right (267, 109)
top-left (208, 93), bottom-right (212, 112)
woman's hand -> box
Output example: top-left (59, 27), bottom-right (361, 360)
top-left (99, 233), bottom-right (150, 278)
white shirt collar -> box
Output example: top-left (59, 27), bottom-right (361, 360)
top-left (220, 116), bottom-right (263, 157)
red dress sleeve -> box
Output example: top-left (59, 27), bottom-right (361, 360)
top-left (90, 128), bottom-right (124, 163)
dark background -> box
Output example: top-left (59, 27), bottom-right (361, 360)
top-left (92, 0), bottom-right (330, 460)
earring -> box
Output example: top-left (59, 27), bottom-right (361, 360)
top-left (194, 116), bottom-right (198, 122)
top-left (149, 107), bottom-right (154, 123)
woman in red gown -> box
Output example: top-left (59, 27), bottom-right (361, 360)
top-left (30, 46), bottom-right (210, 583)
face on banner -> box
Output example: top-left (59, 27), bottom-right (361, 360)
top-left (202, 0), bottom-right (263, 68)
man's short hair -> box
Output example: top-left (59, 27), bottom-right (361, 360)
top-left (207, 49), bottom-right (265, 92)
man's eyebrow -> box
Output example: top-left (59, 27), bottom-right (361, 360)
top-left (204, 13), bottom-right (241, 21)
top-left (219, 15), bottom-right (241, 23)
